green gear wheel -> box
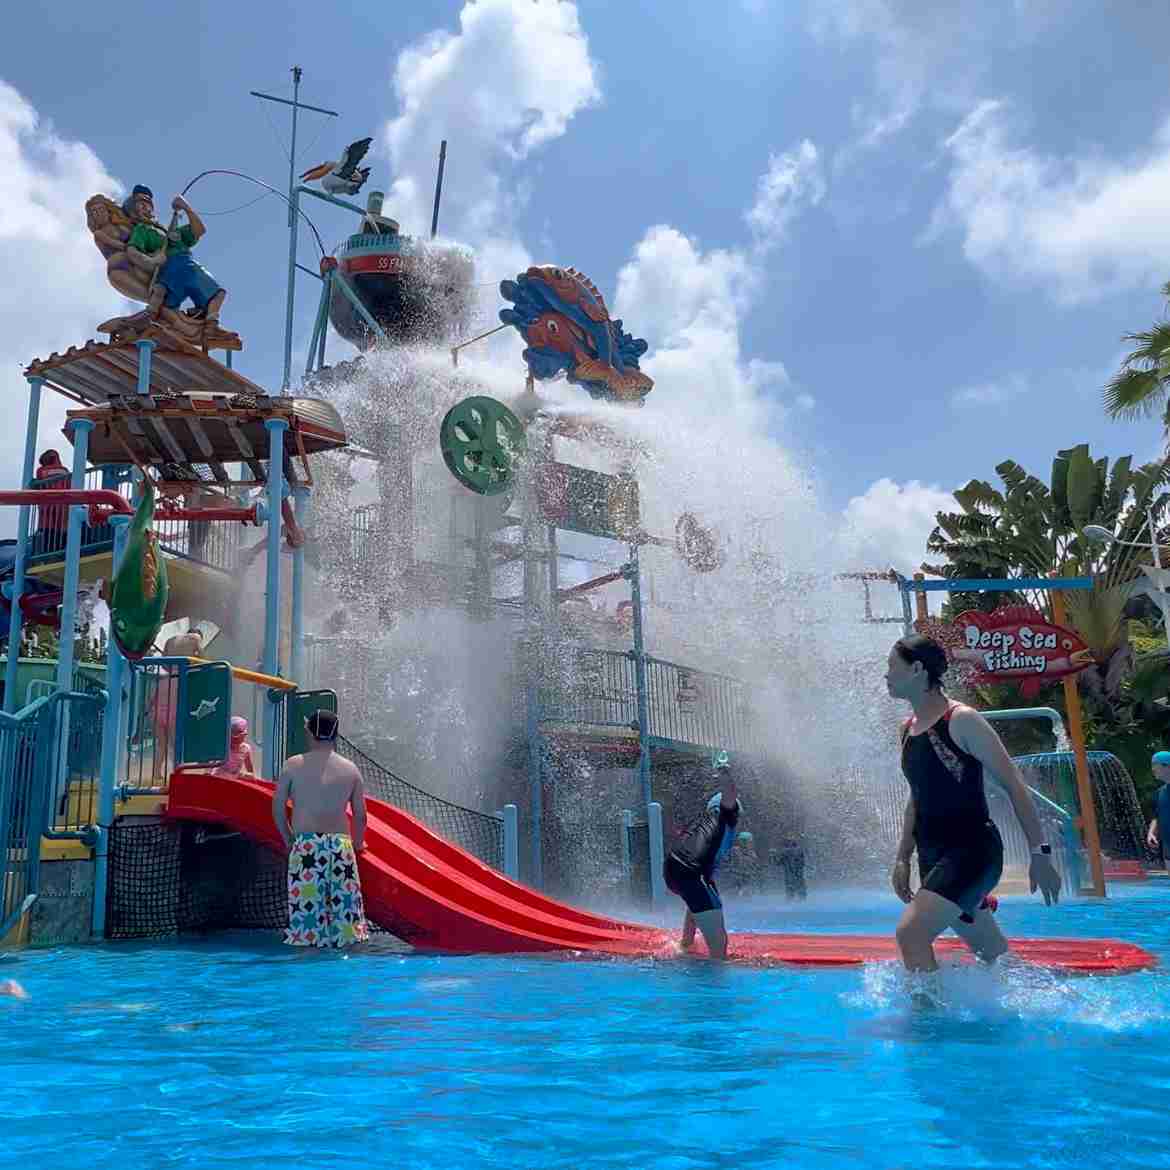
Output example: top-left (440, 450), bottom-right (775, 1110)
top-left (440, 396), bottom-right (526, 496)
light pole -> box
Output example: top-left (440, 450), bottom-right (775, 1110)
top-left (1084, 516), bottom-right (1170, 643)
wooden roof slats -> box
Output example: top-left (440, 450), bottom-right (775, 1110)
top-left (224, 418), bottom-right (257, 460)
top-left (123, 415), bottom-right (168, 463)
top-left (183, 415), bottom-right (217, 461)
top-left (148, 418), bottom-right (188, 465)
top-left (26, 331), bottom-right (271, 406)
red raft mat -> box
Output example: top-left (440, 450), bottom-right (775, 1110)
top-left (682, 932), bottom-right (1156, 974)
top-left (166, 772), bottom-right (1157, 976)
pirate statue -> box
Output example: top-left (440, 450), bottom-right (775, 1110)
top-left (122, 185), bottom-right (226, 326)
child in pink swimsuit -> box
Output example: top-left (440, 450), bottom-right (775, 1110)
top-left (213, 716), bottom-right (257, 779)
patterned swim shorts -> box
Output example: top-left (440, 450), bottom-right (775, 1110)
top-left (283, 832), bottom-right (370, 948)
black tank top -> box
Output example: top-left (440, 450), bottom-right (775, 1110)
top-left (900, 702), bottom-right (991, 851)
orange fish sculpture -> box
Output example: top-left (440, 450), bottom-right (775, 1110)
top-left (499, 266), bottom-right (653, 405)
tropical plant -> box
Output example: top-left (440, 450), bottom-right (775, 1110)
top-left (924, 444), bottom-right (1170, 706)
top-left (1104, 281), bottom-right (1170, 427)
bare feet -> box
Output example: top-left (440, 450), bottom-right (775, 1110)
top-left (1, 979), bottom-right (29, 1000)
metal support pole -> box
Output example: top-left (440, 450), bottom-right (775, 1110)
top-left (331, 267), bottom-right (389, 343)
top-left (262, 419), bottom-right (288, 778)
top-left (304, 273), bottom-right (331, 377)
top-left (134, 338), bottom-right (156, 396)
top-left (912, 571), bottom-right (928, 624)
top-left (1050, 588), bottom-right (1106, 897)
top-left (898, 574), bottom-right (913, 637)
top-left (317, 270), bottom-right (330, 370)
top-left (431, 139), bottom-right (447, 239)
top-left (648, 801), bottom-right (666, 908)
top-left (526, 691), bottom-right (543, 887)
top-left (290, 485), bottom-right (308, 684)
top-left (55, 420), bottom-right (94, 694)
top-left (5, 376), bottom-right (43, 712)
top-left (92, 514), bottom-right (129, 938)
top-left (282, 185), bottom-right (301, 393)
top-left (502, 803), bottom-right (519, 880)
top-left (287, 66), bottom-right (302, 232)
top-left (628, 546), bottom-right (653, 813)
top-left (620, 808), bottom-right (633, 881)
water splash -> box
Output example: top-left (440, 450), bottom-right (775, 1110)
top-left (846, 956), bottom-right (1166, 1032)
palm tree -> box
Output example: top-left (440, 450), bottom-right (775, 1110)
top-left (925, 445), bottom-right (1170, 707)
top-left (1103, 281), bottom-right (1170, 425)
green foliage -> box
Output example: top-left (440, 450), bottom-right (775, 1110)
top-left (929, 444), bottom-right (1170, 816)
top-left (1103, 282), bottom-right (1170, 422)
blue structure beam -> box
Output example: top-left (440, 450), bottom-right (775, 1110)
top-left (290, 486), bottom-right (308, 684)
top-left (262, 418), bottom-right (288, 779)
top-left (92, 513), bottom-right (130, 937)
top-left (55, 419), bottom-right (94, 695)
top-left (901, 576), bottom-right (1093, 593)
top-left (331, 268), bottom-right (389, 343)
top-left (626, 548), bottom-right (653, 816)
top-left (4, 376), bottom-right (44, 712)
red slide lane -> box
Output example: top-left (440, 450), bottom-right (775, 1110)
top-left (166, 771), bottom-right (1157, 974)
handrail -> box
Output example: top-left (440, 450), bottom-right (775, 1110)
top-left (185, 656), bottom-right (297, 692)
top-left (984, 706), bottom-right (1065, 742)
top-left (643, 652), bottom-right (746, 686)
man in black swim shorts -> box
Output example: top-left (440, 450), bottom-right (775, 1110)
top-left (663, 758), bottom-right (742, 960)
top-left (886, 635), bottom-right (1063, 972)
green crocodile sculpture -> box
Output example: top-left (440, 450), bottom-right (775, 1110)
top-left (110, 477), bottom-right (169, 658)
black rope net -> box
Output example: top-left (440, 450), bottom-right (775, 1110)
top-left (336, 734), bottom-right (503, 871)
top-left (105, 739), bottom-right (503, 939)
top-left (106, 820), bottom-right (288, 939)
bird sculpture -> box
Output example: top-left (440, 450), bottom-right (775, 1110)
top-left (300, 137), bottom-right (373, 196)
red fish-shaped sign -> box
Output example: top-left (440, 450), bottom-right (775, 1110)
top-left (945, 605), bottom-right (1093, 699)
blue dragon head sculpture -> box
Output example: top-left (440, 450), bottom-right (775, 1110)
top-left (498, 266), bottom-right (653, 405)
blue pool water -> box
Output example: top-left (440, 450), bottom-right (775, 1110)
top-left (4, 885), bottom-right (1170, 1169)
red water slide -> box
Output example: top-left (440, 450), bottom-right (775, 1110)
top-left (165, 771), bottom-right (1157, 974)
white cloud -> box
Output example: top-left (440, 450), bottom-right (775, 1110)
top-left (813, 1), bottom-right (1080, 156)
top-left (931, 100), bottom-right (1170, 303)
top-left (612, 136), bottom-right (824, 432)
top-left (0, 80), bottom-right (126, 535)
top-left (613, 215), bottom-right (816, 432)
top-left (950, 372), bottom-right (1026, 409)
top-left (811, 0), bottom-right (988, 149)
top-left (838, 477), bottom-right (955, 575)
top-left (383, 0), bottom-right (600, 251)
top-left (745, 141), bottom-right (825, 250)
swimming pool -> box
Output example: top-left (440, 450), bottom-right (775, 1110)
top-left (4, 885), bottom-right (1169, 1169)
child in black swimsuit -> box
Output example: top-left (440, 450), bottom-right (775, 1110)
top-left (663, 760), bottom-right (742, 959)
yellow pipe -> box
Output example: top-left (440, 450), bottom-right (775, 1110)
top-left (185, 656), bottom-right (298, 692)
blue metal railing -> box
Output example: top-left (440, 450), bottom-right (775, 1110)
top-left (24, 466), bottom-right (242, 576)
top-left (986, 781), bottom-right (1086, 895)
top-left (123, 657), bottom-right (190, 793)
top-left (0, 690), bottom-right (104, 938)
top-left (537, 649), bottom-right (757, 754)
top-left (41, 690), bottom-right (105, 840)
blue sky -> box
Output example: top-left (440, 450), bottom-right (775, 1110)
top-left (2, 0), bottom-right (1169, 569)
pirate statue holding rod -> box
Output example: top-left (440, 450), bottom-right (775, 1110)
top-left (122, 184), bottom-right (226, 326)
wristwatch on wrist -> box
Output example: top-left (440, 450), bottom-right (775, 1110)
top-left (1031, 843), bottom-right (1052, 856)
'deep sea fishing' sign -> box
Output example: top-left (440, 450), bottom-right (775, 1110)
top-left (944, 605), bottom-right (1094, 698)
